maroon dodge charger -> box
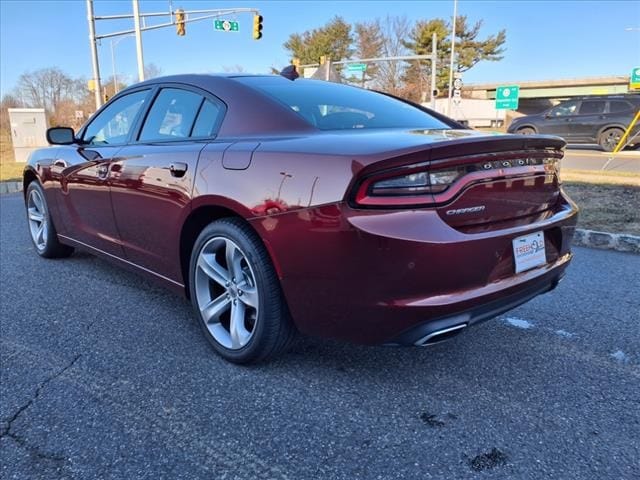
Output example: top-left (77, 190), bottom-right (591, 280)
top-left (23, 74), bottom-right (578, 363)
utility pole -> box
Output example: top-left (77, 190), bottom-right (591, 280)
top-left (431, 32), bottom-right (437, 109)
top-left (447, 0), bottom-right (457, 116)
top-left (132, 0), bottom-right (145, 82)
top-left (86, 0), bottom-right (102, 110)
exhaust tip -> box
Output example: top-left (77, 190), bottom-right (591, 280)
top-left (415, 323), bottom-right (467, 346)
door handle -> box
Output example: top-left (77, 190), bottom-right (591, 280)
top-left (53, 159), bottom-right (67, 168)
top-left (170, 162), bottom-right (188, 177)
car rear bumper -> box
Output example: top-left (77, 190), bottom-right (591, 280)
top-left (250, 190), bottom-right (578, 345)
top-left (387, 252), bottom-right (570, 346)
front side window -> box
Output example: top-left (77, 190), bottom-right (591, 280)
top-left (237, 77), bottom-right (450, 131)
top-left (83, 90), bottom-right (149, 145)
top-left (139, 88), bottom-right (203, 141)
top-left (578, 101), bottom-right (605, 115)
top-left (550, 100), bottom-right (579, 117)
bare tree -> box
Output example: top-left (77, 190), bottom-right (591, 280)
top-left (222, 65), bottom-right (246, 73)
top-left (1, 93), bottom-right (24, 136)
top-left (373, 16), bottom-right (411, 96)
top-left (15, 67), bottom-right (75, 112)
top-left (143, 63), bottom-right (163, 79)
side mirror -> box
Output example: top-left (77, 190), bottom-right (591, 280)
top-left (46, 127), bottom-right (75, 145)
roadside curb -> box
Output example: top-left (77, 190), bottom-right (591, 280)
top-left (574, 229), bottom-right (640, 254)
top-left (0, 181), bottom-right (22, 195)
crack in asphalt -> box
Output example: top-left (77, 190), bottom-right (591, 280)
top-left (0, 354), bottom-right (82, 466)
top-left (1, 340), bottom-right (291, 479)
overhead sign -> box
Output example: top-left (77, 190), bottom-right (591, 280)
top-left (495, 85), bottom-right (520, 110)
top-left (346, 63), bottom-right (367, 72)
top-left (214, 19), bottom-right (239, 32)
top-left (631, 67), bottom-right (640, 90)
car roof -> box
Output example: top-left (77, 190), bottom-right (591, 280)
top-left (566, 94), bottom-right (640, 101)
top-left (135, 73), bottom-right (282, 85)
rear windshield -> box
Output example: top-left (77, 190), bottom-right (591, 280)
top-left (237, 77), bottom-right (450, 131)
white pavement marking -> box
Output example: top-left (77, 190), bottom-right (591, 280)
top-left (610, 350), bottom-right (630, 364)
top-left (503, 317), bottom-right (534, 329)
top-left (555, 329), bottom-right (576, 338)
top-left (502, 318), bottom-right (577, 339)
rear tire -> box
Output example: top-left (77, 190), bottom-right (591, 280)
top-left (598, 127), bottom-right (624, 152)
top-left (517, 127), bottom-right (536, 135)
top-left (25, 181), bottom-right (74, 259)
top-left (189, 218), bottom-right (296, 364)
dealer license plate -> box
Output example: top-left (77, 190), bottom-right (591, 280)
top-left (512, 231), bottom-right (546, 274)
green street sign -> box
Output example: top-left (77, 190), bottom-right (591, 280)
top-left (346, 63), bottom-right (367, 72)
top-left (495, 85), bottom-right (520, 110)
top-left (214, 19), bottom-right (239, 32)
top-left (630, 67), bottom-right (640, 90)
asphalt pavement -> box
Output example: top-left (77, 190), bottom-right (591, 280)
top-left (1, 192), bottom-right (639, 480)
top-left (563, 146), bottom-right (640, 173)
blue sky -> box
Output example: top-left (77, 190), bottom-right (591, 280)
top-left (1, 0), bottom-right (639, 96)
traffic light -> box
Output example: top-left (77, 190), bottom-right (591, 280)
top-left (176, 9), bottom-right (186, 36)
top-left (252, 14), bottom-right (263, 40)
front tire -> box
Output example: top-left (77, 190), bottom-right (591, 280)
top-left (598, 128), bottom-right (624, 152)
top-left (25, 181), bottom-right (74, 258)
top-left (189, 218), bottom-right (295, 364)
top-left (517, 126), bottom-right (536, 135)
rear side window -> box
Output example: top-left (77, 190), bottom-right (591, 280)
top-left (191, 100), bottom-right (223, 137)
top-left (578, 101), bottom-right (606, 115)
top-left (608, 101), bottom-right (632, 113)
top-left (139, 88), bottom-right (203, 141)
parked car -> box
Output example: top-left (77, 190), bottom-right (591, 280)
top-left (23, 74), bottom-right (578, 363)
top-left (507, 94), bottom-right (640, 151)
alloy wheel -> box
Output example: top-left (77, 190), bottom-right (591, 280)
top-left (602, 129), bottom-right (622, 151)
top-left (194, 237), bottom-right (259, 350)
top-left (27, 188), bottom-right (48, 251)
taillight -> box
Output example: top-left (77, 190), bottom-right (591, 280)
top-left (352, 151), bottom-right (563, 208)
top-left (354, 163), bottom-right (465, 207)
top-left (370, 168), bottom-right (464, 196)
top-left (543, 157), bottom-right (561, 182)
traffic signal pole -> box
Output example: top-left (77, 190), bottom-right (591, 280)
top-left (86, 0), bottom-right (102, 111)
top-left (86, 1), bottom-right (261, 109)
top-left (301, 49), bottom-right (439, 111)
